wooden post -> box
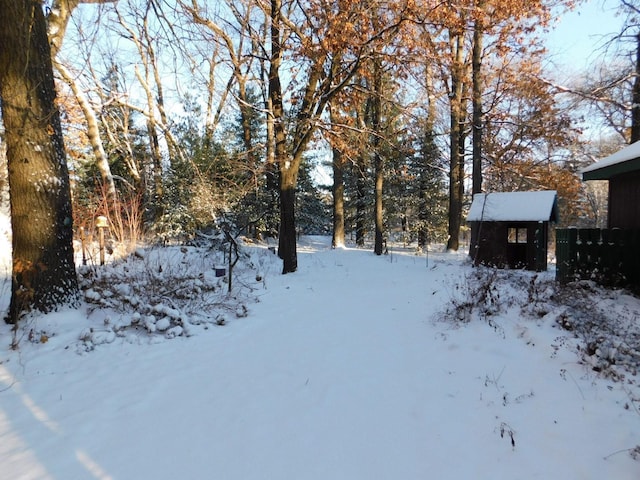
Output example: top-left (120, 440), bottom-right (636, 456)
top-left (99, 228), bottom-right (105, 266)
top-left (80, 226), bottom-right (87, 266)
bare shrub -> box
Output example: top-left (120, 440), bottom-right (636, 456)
top-left (76, 241), bottom-right (270, 350)
top-left (444, 267), bottom-right (501, 325)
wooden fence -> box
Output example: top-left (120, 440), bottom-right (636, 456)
top-left (556, 228), bottom-right (640, 287)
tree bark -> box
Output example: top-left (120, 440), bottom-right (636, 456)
top-left (372, 61), bottom-right (384, 256)
top-left (331, 131), bottom-right (345, 249)
top-left (269, 0), bottom-right (298, 273)
top-left (279, 169), bottom-right (298, 273)
top-left (47, 0), bottom-right (118, 58)
top-left (470, 4), bottom-right (484, 256)
top-left (472, 7), bottom-right (484, 195)
top-left (47, 0), bottom-right (81, 58)
top-left (374, 155), bottom-right (384, 254)
top-left (631, 31), bottom-right (640, 143)
top-left (0, 0), bottom-right (79, 324)
top-left (447, 30), bottom-right (466, 252)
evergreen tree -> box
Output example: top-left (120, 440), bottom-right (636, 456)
top-left (296, 159), bottom-right (331, 236)
top-left (412, 122), bottom-right (448, 246)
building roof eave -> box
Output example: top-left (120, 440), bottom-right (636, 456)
top-left (582, 157), bottom-right (640, 180)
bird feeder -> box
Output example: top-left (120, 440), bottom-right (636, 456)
top-left (96, 215), bottom-right (108, 265)
top-left (96, 216), bottom-right (108, 228)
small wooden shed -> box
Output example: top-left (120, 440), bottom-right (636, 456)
top-left (582, 141), bottom-right (640, 229)
top-left (467, 191), bottom-right (558, 271)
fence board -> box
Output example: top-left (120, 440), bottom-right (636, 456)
top-left (555, 228), bottom-right (640, 288)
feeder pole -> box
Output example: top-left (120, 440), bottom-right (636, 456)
top-left (96, 216), bottom-right (108, 266)
top-left (80, 226), bottom-right (87, 266)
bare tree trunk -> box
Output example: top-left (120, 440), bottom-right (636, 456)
top-left (372, 61), bottom-right (384, 256)
top-left (264, 94), bottom-right (280, 237)
top-left (447, 31), bottom-right (466, 252)
top-left (470, 6), bottom-right (484, 256)
top-left (238, 79), bottom-right (255, 162)
top-left (331, 139), bottom-right (345, 249)
top-left (47, 0), bottom-right (82, 57)
top-left (48, 0), bottom-right (118, 58)
top-left (472, 7), bottom-right (484, 195)
top-left (48, 0), bottom-right (117, 206)
top-left (116, 5), bottom-right (169, 217)
top-left (262, 25), bottom-right (279, 235)
top-left (133, 61), bottom-right (164, 218)
top-left (54, 60), bottom-right (117, 203)
top-left (279, 168), bottom-right (298, 273)
top-left (374, 155), bottom-right (384, 254)
top-left (269, 0), bottom-right (298, 273)
top-left (0, 0), bottom-right (79, 324)
top-left (100, 100), bottom-right (143, 191)
top-left (632, 31), bottom-right (640, 143)
top-left (263, 0), bottom-right (384, 269)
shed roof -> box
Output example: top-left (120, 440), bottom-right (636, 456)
top-left (582, 141), bottom-right (640, 180)
top-left (467, 191), bottom-right (558, 222)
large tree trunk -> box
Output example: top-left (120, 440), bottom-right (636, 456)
top-left (329, 104), bottom-right (345, 249)
top-left (632, 31), bottom-right (640, 143)
top-left (332, 143), bottom-right (345, 249)
top-left (0, 0), bottom-right (79, 324)
top-left (470, 7), bottom-right (484, 256)
top-left (447, 31), bottom-right (466, 252)
top-left (374, 156), bottom-right (384, 254)
top-left (472, 10), bottom-right (484, 195)
top-left (269, 0), bottom-right (298, 273)
top-left (372, 60), bottom-right (385, 256)
top-left (263, 61), bottom-right (280, 239)
top-left (279, 169), bottom-right (298, 273)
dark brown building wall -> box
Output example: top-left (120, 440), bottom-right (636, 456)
top-left (470, 221), bottom-right (549, 271)
top-left (609, 170), bottom-right (640, 229)
top-left (470, 222), bottom-right (508, 268)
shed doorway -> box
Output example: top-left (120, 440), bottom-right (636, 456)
top-left (507, 225), bottom-right (528, 268)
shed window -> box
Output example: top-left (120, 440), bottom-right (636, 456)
top-left (508, 227), bottom-right (527, 244)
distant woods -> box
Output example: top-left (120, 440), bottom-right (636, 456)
top-left (1, 0), bottom-right (638, 280)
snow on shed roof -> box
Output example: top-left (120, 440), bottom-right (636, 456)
top-left (582, 141), bottom-right (640, 180)
top-left (467, 191), bottom-right (558, 222)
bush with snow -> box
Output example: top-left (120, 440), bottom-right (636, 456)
top-left (444, 267), bottom-right (640, 388)
top-left (76, 241), bottom-right (276, 350)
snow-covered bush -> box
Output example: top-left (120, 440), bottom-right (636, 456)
top-left (443, 267), bottom-right (640, 384)
top-left (550, 280), bottom-right (640, 380)
top-left (76, 240), bottom-right (273, 350)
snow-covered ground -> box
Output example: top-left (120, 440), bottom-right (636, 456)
top-left (0, 225), bottom-right (639, 479)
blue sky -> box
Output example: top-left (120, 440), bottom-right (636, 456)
top-left (545, 0), bottom-right (625, 69)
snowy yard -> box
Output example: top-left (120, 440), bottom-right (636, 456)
top-left (0, 233), bottom-right (639, 479)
